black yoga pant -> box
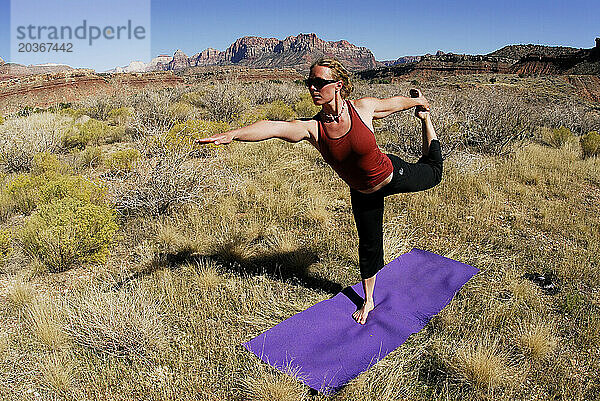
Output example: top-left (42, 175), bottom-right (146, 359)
top-left (350, 139), bottom-right (443, 280)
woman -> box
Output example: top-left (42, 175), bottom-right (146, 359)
top-left (197, 58), bottom-right (442, 325)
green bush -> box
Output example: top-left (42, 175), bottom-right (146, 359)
top-left (107, 107), bottom-right (134, 126)
top-left (62, 118), bottom-right (125, 149)
top-left (179, 91), bottom-right (205, 108)
top-left (78, 146), bottom-right (103, 168)
top-left (31, 152), bottom-right (72, 176)
top-left (262, 100), bottom-right (297, 121)
top-left (167, 119), bottom-right (230, 151)
top-left (294, 93), bottom-right (320, 118)
top-left (105, 149), bottom-right (141, 173)
top-left (59, 107), bottom-right (90, 120)
top-left (0, 115), bottom-right (4, 125)
top-left (0, 171), bottom-right (108, 220)
top-left (37, 174), bottom-right (108, 205)
top-left (580, 131), bottom-right (600, 158)
top-left (0, 174), bottom-right (39, 217)
top-left (549, 126), bottom-right (574, 148)
top-left (0, 229), bottom-right (12, 264)
top-left (20, 197), bottom-right (119, 272)
top-left (167, 102), bottom-right (198, 122)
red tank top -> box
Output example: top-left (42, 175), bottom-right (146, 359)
top-left (316, 100), bottom-right (393, 191)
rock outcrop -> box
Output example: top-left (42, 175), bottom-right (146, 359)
top-left (0, 63), bottom-right (74, 79)
top-left (358, 53), bottom-right (515, 81)
top-left (167, 49), bottom-right (192, 71)
top-left (0, 57), bottom-right (4, 66)
top-left (359, 38), bottom-right (600, 81)
top-left (151, 33), bottom-right (377, 72)
top-left (509, 39), bottom-right (600, 75)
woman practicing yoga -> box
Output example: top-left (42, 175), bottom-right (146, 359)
top-left (197, 58), bottom-right (442, 324)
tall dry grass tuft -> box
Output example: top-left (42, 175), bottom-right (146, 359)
top-left (515, 318), bottom-right (558, 361)
top-left (64, 284), bottom-right (169, 360)
top-left (452, 335), bottom-right (515, 392)
top-left (27, 296), bottom-right (68, 351)
top-left (238, 364), bottom-right (309, 401)
top-left (40, 353), bottom-right (76, 397)
top-left (6, 279), bottom-right (37, 311)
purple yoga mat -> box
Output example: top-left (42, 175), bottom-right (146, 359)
top-left (242, 248), bottom-right (479, 394)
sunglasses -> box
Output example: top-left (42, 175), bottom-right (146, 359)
top-left (304, 77), bottom-right (338, 90)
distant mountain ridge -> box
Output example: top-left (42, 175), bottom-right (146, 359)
top-left (107, 33), bottom-right (377, 73)
top-left (486, 44), bottom-right (583, 60)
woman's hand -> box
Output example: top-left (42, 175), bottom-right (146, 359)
top-left (409, 88), bottom-right (430, 111)
top-left (195, 132), bottom-right (235, 145)
top-left (415, 109), bottom-right (430, 120)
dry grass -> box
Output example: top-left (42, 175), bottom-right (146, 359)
top-left (6, 279), bottom-right (37, 310)
top-left (0, 75), bottom-right (598, 400)
top-left (27, 296), bottom-right (68, 351)
top-left (453, 336), bottom-right (515, 391)
top-left (515, 318), bottom-right (558, 361)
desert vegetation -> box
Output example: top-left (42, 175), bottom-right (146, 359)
top-left (0, 74), bottom-right (599, 401)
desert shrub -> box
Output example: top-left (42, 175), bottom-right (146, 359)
top-left (0, 112), bottom-right (68, 172)
top-left (59, 107), bottom-right (90, 120)
top-left (36, 174), bottom-right (108, 205)
top-left (548, 126), bottom-right (574, 148)
top-left (62, 118), bottom-right (125, 149)
top-left (294, 93), bottom-right (320, 118)
top-left (0, 174), bottom-right (39, 217)
top-left (179, 91), bottom-right (205, 108)
top-left (241, 81), bottom-right (301, 106)
top-left (20, 197), bottom-right (119, 272)
top-left (0, 115), bottom-right (4, 124)
top-left (262, 100), bottom-right (297, 121)
top-left (107, 107), bottom-right (134, 126)
top-left (0, 229), bottom-right (12, 264)
top-left (167, 101), bottom-right (198, 122)
top-left (78, 146), bottom-right (103, 168)
top-left (73, 95), bottom-right (120, 121)
top-left (166, 119), bottom-right (229, 152)
top-left (129, 89), bottom-right (178, 139)
top-left (105, 148), bottom-right (141, 173)
top-left (31, 152), bottom-right (72, 175)
top-left (580, 131), bottom-right (600, 158)
top-left (535, 99), bottom-right (595, 135)
top-left (108, 152), bottom-right (212, 217)
top-left (201, 82), bottom-right (247, 122)
top-left (0, 171), bottom-right (108, 220)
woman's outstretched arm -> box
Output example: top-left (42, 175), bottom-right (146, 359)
top-left (195, 119), bottom-right (312, 145)
top-left (355, 92), bottom-right (430, 120)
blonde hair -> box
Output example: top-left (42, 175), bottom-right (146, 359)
top-left (310, 57), bottom-right (354, 98)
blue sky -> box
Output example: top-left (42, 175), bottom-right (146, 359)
top-left (1, 0), bottom-right (598, 71)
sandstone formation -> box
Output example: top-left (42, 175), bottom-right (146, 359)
top-left (0, 57), bottom-right (4, 66)
top-left (509, 39), bottom-right (600, 75)
top-left (0, 70), bottom-right (183, 114)
top-left (167, 49), bottom-right (192, 70)
top-left (488, 44), bottom-right (582, 60)
top-left (359, 38), bottom-right (600, 81)
top-left (0, 63), bottom-right (74, 79)
top-left (147, 33), bottom-right (376, 72)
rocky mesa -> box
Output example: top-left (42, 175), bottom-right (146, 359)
top-left (144, 33), bottom-right (377, 72)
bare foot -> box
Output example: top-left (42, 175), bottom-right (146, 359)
top-left (352, 300), bottom-right (374, 325)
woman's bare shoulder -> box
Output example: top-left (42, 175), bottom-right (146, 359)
top-left (294, 117), bottom-right (320, 147)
